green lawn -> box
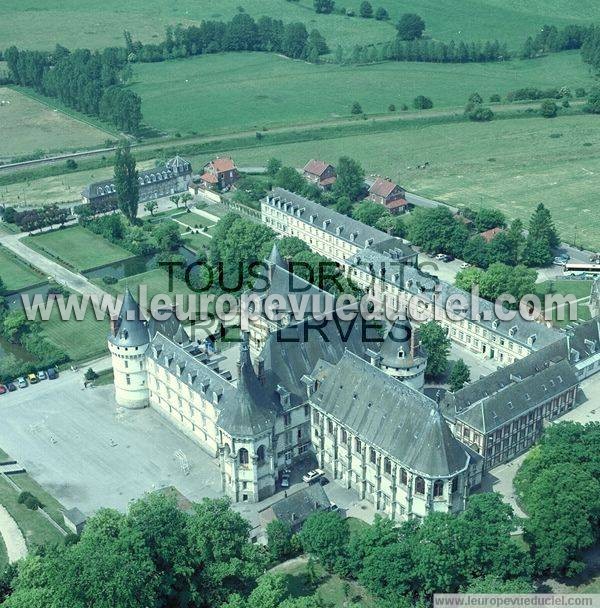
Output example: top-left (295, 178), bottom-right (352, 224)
top-left (224, 112), bottom-right (600, 251)
top-left (183, 232), bottom-right (213, 253)
top-left (112, 268), bottom-right (198, 302)
top-left (538, 279), bottom-right (593, 327)
top-left (273, 557), bottom-right (376, 607)
top-left (131, 51), bottom-right (593, 136)
top-left (23, 225), bottom-right (133, 272)
top-left (0, 86), bottom-right (110, 160)
top-left (39, 298), bottom-right (111, 362)
top-left (3, 0), bottom-right (600, 52)
top-left (0, 474), bottom-right (65, 554)
top-left (0, 245), bottom-right (45, 293)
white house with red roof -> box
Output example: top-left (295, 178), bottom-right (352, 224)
top-left (368, 177), bottom-right (407, 214)
top-left (199, 156), bottom-right (239, 190)
top-left (302, 159), bottom-right (336, 189)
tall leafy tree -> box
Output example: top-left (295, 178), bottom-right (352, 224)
top-left (419, 321), bottom-right (450, 379)
top-left (449, 359), bottom-right (470, 392)
top-left (333, 156), bottom-right (365, 201)
top-left (396, 13), bottom-right (426, 40)
top-left (114, 142), bottom-right (139, 223)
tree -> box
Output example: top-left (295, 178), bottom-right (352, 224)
top-left (396, 13), bottom-right (426, 40)
top-left (350, 101), bottom-right (363, 114)
top-left (154, 222), bottom-right (184, 252)
top-left (334, 195), bottom-right (353, 215)
top-left (352, 201), bottom-right (387, 227)
top-left (466, 104), bottom-right (494, 121)
top-left (583, 86), bottom-right (600, 114)
top-left (114, 142), bottom-right (139, 223)
top-left (84, 368), bottom-right (99, 382)
top-left (462, 236), bottom-right (489, 268)
top-left (467, 576), bottom-right (535, 593)
top-left (275, 166), bottom-right (306, 193)
top-left (307, 29), bottom-right (329, 57)
top-left (247, 574), bottom-right (288, 608)
top-left (540, 99), bottom-right (558, 118)
top-left (282, 22), bottom-right (309, 59)
top-left (144, 200), bottom-right (158, 216)
top-left (375, 214), bottom-right (405, 237)
top-left (388, 103), bottom-right (396, 111)
top-left (314, 0), bottom-right (335, 14)
top-left (522, 203), bottom-right (559, 267)
top-left (488, 231), bottom-right (520, 266)
top-left (413, 95), bottom-right (433, 109)
top-left (169, 195), bottom-right (181, 208)
top-left (407, 207), bottom-right (469, 257)
top-left (375, 7), bottom-right (389, 20)
top-left (300, 511), bottom-right (349, 572)
top-left (333, 156), bottom-right (365, 201)
top-left (419, 321), bottom-right (450, 379)
top-left (266, 158), bottom-right (282, 176)
top-left (449, 359), bottom-right (470, 392)
top-left (266, 520), bottom-right (294, 562)
top-left (359, 1), bottom-right (373, 18)
top-left (475, 208), bottom-right (506, 232)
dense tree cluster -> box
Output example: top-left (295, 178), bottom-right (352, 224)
top-left (344, 37), bottom-right (509, 65)
top-left (521, 24), bottom-right (591, 59)
top-left (1, 205), bottom-right (69, 233)
top-left (300, 493), bottom-right (533, 604)
top-left (505, 87), bottom-right (565, 102)
top-left (5, 46), bottom-right (141, 133)
top-left (514, 422), bottom-right (600, 577)
top-left (455, 263), bottom-right (538, 304)
top-left (126, 16), bottom-right (329, 64)
top-left (408, 204), bottom-right (558, 269)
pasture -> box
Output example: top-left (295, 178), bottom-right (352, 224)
top-left (221, 113), bottom-right (600, 251)
top-left (131, 51), bottom-right (593, 136)
top-left (0, 87), bottom-right (109, 161)
top-left (2, 0), bottom-right (600, 52)
top-left (22, 226), bottom-right (133, 272)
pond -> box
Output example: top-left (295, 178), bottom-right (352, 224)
top-left (84, 247), bottom-right (199, 281)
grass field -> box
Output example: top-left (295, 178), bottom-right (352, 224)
top-left (131, 51), bottom-right (593, 136)
top-left (39, 300), bottom-right (112, 362)
top-left (0, 87), bottom-right (109, 161)
top-left (222, 112), bottom-right (600, 251)
top-left (3, 0), bottom-right (600, 52)
top-left (0, 245), bottom-right (45, 293)
top-left (23, 226), bottom-right (133, 272)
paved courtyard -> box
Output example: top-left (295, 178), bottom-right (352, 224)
top-left (0, 369), bottom-right (223, 515)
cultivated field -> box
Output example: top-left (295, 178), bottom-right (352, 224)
top-left (0, 87), bottom-right (109, 161)
top-left (22, 226), bottom-right (133, 272)
top-left (222, 113), bottom-right (600, 251)
top-left (131, 51), bottom-right (593, 136)
top-left (2, 0), bottom-right (600, 52)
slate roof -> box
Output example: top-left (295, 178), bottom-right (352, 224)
top-left (303, 159), bottom-right (333, 177)
top-left (259, 311), bottom-right (378, 407)
top-left (311, 351), bottom-right (470, 477)
top-left (451, 359), bottom-right (578, 433)
top-left (378, 318), bottom-right (426, 370)
top-left (566, 318), bottom-right (600, 363)
top-left (261, 484), bottom-right (331, 527)
top-left (441, 338), bottom-right (569, 423)
top-left (108, 288), bottom-right (150, 347)
top-left (266, 188), bottom-right (394, 250)
top-left (217, 337), bottom-right (282, 438)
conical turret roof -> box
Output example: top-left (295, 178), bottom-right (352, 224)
top-left (266, 243), bottom-right (286, 268)
top-left (108, 288), bottom-right (150, 347)
top-left (218, 336), bottom-right (281, 437)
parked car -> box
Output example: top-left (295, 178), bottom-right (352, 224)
top-left (442, 254), bottom-right (454, 262)
top-left (16, 377), bottom-right (27, 389)
top-left (460, 262), bottom-right (471, 269)
top-left (47, 367), bottom-right (58, 380)
top-left (37, 370), bottom-right (46, 381)
top-left (0, 385), bottom-right (6, 395)
top-left (6, 382), bottom-right (17, 392)
top-left (27, 373), bottom-right (39, 384)
top-left (553, 257), bottom-right (567, 266)
top-left (280, 472), bottom-right (291, 488)
top-left (302, 468), bottom-right (325, 484)
top-left (435, 253), bottom-right (446, 261)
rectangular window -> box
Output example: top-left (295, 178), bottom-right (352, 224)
top-left (283, 413), bottom-right (291, 426)
top-left (304, 404), bottom-right (310, 417)
top-left (355, 438), bottom-right (362, 453)
top-left (369, 448), bottom-right (377, 464)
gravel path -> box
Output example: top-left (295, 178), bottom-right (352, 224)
top-left (0, 505), bottom-right (27, 563)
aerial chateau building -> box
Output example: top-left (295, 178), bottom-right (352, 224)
top-left (81, 156), bottom-right (192, 206)
top-left (107, 187), bottom-right (599, 518)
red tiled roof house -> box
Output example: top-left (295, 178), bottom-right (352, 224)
top-left (200, 157), bottom-right (239, 190)
top-left (479, 227), bottom-right (504, 243)
top-left (368, 177), bottom-right (407, 214)
top-left (303, 159), bottom-right (336, 189)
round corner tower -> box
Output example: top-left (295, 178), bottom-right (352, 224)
top-left (108, 289), bottom-right (151, 409)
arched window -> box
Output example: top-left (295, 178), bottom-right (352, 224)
top-left (256, 445), bottom-right (265, 463)
top-left (239, 448), bottom-right (249, 465)
top-left (433, 479), bottom-right (444, 497)
top-left (97, 186), bottom-right (104, 195)
top-left (384, 457), bottom-right (392, 475)
top-left (415, 476), bottom-right (425, 495)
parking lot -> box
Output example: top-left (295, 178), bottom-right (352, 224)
top-left (0, 369), bottom-right (223, 515)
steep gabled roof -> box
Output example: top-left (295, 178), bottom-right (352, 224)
top-left (369, 177), bottom-right (403, 198)
top-left (311, 351), bottom-right (470, 477)
top-left (303, 159), bottom-right (333, 177)
top-left (261, 484), bottom-right (331, 527)
top-left (207, 156), bottom-right (236, 173)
